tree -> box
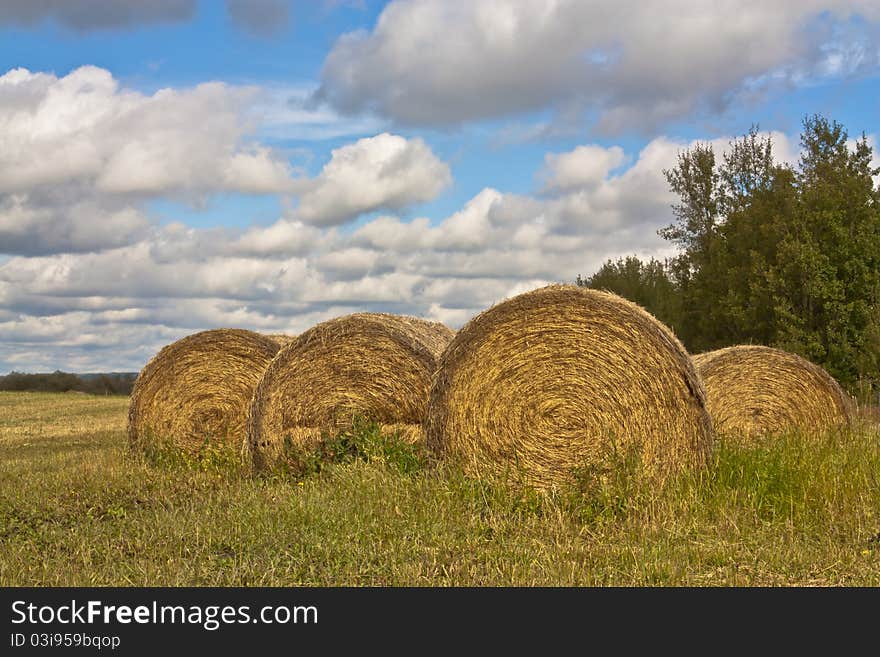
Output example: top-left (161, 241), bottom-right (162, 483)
top-left (766, 116), bottom-right (880, 385)
top-left (656, 116), bottom-right (880, 387)
top-left (0, 371), bottom-right (136, 395)
top-left (656, 126), bottom-right (789, 350)
top-left (576, 256), bottom-right (682, 335)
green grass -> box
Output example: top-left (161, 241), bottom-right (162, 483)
top-left (1, 391), bottom-right (879, 586)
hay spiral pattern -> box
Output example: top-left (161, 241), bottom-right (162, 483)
top-left (128, 329), bottom-right (280, 455)
top-left (425, 285), bottom-right (713, 491)
top-left (247, 313), bottom-right (454, 471)
top-left (693, 345), bottom-right (853, 439)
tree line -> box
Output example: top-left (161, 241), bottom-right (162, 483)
top-left (578, 115), bottom-right (880, 394)
top-left (0, 371), bottom-right (136, 395)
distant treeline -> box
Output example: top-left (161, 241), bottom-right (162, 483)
top-left (0, 371), bottom-right (137, 395)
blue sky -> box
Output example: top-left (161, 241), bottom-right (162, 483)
top-left (0, 2), bottom-right (379, 84)
top-left (0, 1), bottom-right (878, 372)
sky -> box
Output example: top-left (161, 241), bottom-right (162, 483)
top-left (0, 0), bottom-right (879, 373)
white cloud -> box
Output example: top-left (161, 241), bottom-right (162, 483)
top-left (316, 248), bottom-right (391, 281)
top-left (0, 192), bottom-right (150, 256)
top-left (541, 145), bottom-right (626, 194)
top-left (0, 68), bottom-right (453, 256)
top-left (350, 215), bottom-right (434, 251)
top-left (846, 133), bottom-right (880, 186)
top-left (315, 0), bottom-right (880, 130)
top-left (0, 129), bottom-right (815, 372)
top-left (294, 132), bottom-right (452, 226)
top-left (0, 67), bottom-right (294, 196)
top-left (230, 220), bottom-right (328, 258)
top-left (0, 65), bottom-right (299, 257)
top-left (431, 189), bottom-right (500, 251)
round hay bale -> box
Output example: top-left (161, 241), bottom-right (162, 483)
top-left (265, 333), bottom-right (296, 347)
top-left (247, 313), bottom-right (455, 471)
top-left (425, 284), bottom-right (713, 491)
top-left (693, 345), bottom-right (853, 439)
top-left (129, 329), bottom-right (280, 456)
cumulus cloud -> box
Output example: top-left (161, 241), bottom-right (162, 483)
top-left (873, 136), bottom-right (880, 186)
top-left (226, 0), bottom-right (290, 37)
top-left (540, 145), bottom-right (626, 194)
top-left (1, 129), bottom-right (807, 372)
top-left (0, 192), bottom-right (149, 256)
top-left (294, 133), bottom-right (452, 226)
top-left (0, 67), bottom-right (454, 256)
top-left (0, 66), bottom-right (299, 257)
top-left (0, 66), bottom-right (295, 197)
top-left (315, 0), bottom-right (880, 130)
top-left (0, 0), bottom-right (196, 31)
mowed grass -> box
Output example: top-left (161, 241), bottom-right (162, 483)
top-left (1, 391), bottom-right (879, 586)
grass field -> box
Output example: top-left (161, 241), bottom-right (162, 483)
top-left (1, 391), bottom-right (879, 586)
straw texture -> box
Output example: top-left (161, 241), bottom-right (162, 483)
top-left (425, 285), bottom-right (713, 491)
top-left (265, 333), bottom-right (296, 347)
top-left (128, 329), bottom-right (280, 455)
top-left (693, 345), bottom-right (853, 439)
top-left (247, 313), bottom-right (454, 471)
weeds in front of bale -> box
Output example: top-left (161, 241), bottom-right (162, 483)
top-left (702, 431), bottom-right (810, 521)
top-left (435, 435), bottom-right (649, 524)
top-left (449, 424), bottom-right (880, 533)
top-left (269, 417), bottom-right (428, 479)
top-left (638, 423), bottom-right (880, 541)
top-left (566, 438), bottom-right (647, 523)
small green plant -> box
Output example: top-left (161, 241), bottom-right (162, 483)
top-left (275, 417), bottom-right (428, 478)
top-left (566, 435), bottom-right (647, 523)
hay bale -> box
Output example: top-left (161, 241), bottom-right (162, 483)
top-left (129, 329), bottom-right (280, 456)
top-left (247, 313), bottom-right (455, 471)
top-left (693, 345), bottom-right (853, 439)
top-left (424, 284), bottom-right (713, 491)
top-left (265, 333), bottom-right (296, 347)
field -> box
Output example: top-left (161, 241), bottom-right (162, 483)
top-left (1, 391), bottom-right (879, 586)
